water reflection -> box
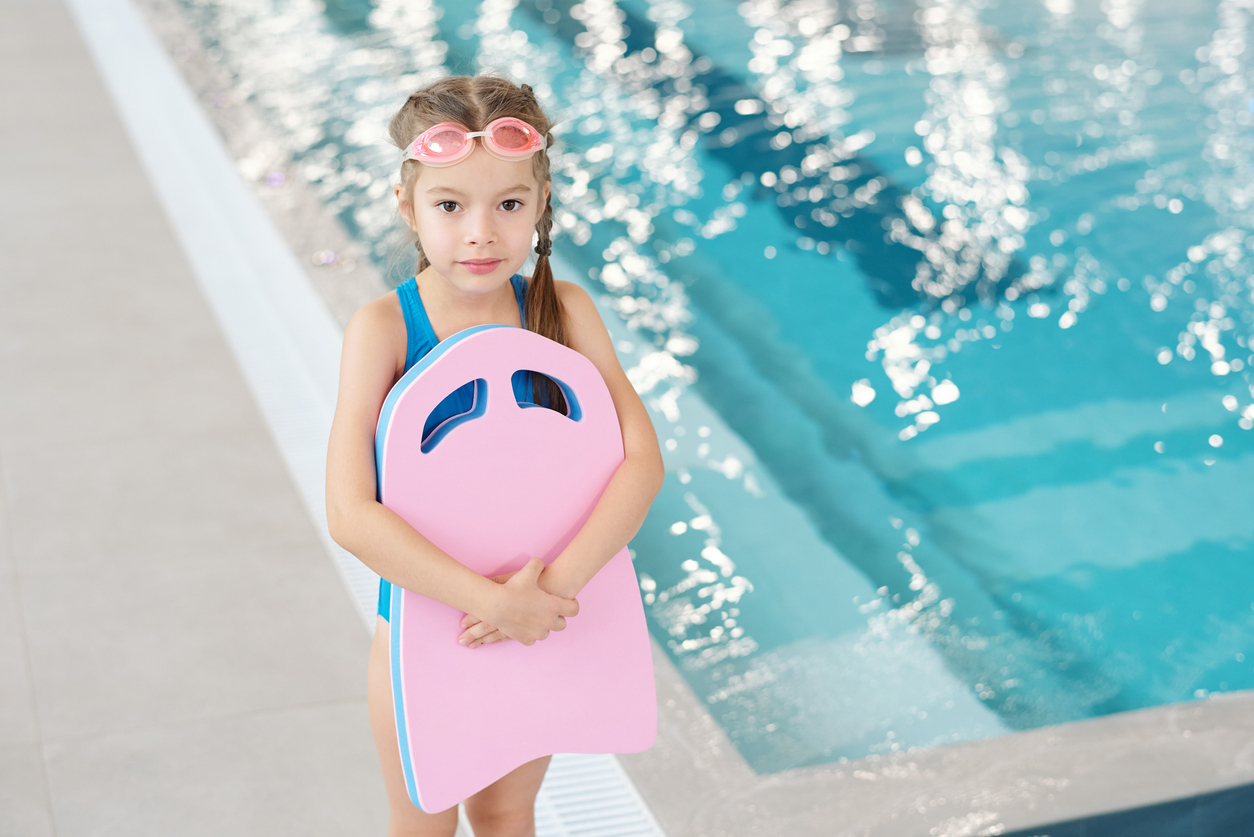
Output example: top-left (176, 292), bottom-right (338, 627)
top-left (1030, 0), bottom-right (1155, 321)
top-left (910, 0), bottom-right (1028, 303)
top-left (1183, 0), bottom-right (1254, 409)
top-left (866, 0), bottom-right (1028, 437)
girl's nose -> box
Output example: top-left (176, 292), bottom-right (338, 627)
top-left (465, 208), bottom-right (498, 246)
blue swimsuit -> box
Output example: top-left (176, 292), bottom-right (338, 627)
top-left (376, 273), bottom-right (530, 621)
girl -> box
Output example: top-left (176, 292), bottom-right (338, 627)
top-left (325, 75), bottom-right (664, 837)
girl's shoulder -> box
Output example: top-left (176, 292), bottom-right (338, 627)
top-left (515, 273), bottom-right (599, 330)
top-left (343, 286), bottom-right (407, 378)
top-left (350, 285), bottom-right (406, 334)
top-left (553, 279), bottom-right (600, 329)
top-left (550, 279), bottom-right (619, 361)
top-left (552, 278), bottom-right (588, 299)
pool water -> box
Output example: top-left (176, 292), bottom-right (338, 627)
top-left (175, 0), bottom-right (1254, 772)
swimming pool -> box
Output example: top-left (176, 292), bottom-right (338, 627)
top-left (173, 0), bottom-right (1254, 774)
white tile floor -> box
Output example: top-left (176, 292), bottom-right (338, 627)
top-left (0, 0), bottom-right (381, 833)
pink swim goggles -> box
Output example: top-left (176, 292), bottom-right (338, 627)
top-left (400, 117), bottom-right (546, 167)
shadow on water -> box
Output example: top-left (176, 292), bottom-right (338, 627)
top-left (523, 0), bottom-right (1024, 310)
top-left (319, 0), bottom-right (376, 36)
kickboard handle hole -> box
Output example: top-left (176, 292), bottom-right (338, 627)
top-left (511, 370), bottom-right (582, 421)
top-left (421, 379), bottom-right (488, 453)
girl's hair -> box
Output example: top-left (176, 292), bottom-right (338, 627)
top-left (388, 76), bottom-right (566, 361)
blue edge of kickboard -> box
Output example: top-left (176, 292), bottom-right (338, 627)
top-left (377, 323), bottom-right (508, 811)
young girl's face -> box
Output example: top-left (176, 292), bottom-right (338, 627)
top-left (400, 145), bottom-right (550, 294)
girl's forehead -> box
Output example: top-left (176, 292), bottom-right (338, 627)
top-left (413, 147), bottom-right (540, 193)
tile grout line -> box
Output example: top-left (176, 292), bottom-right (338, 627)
top-left (0, 443), bottom-right (60, 837)
top-left (30, 694), bottom-right (374, 754)
top-left (64, 1), bottom-right (668, 834)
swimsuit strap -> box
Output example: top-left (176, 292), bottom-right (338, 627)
top-left (510, 273), bottom-right (528, 328)
top-left (397, 274), bottom-right (529, 372)
top-left (396, 277), bottom-right (439, 373)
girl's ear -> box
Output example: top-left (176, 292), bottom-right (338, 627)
top-left (537, 180), bottom-right (551, 223)
top-left (395, 182), bottom-right (418, 232)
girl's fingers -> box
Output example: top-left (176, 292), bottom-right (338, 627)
top-left (460, 614), bottom-right (482, 630)
top-left (458, 620), bottom-right (499, 645)
top-left (469, 630), bottom-right (510, 648)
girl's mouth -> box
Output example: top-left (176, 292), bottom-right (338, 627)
top-left (459, 259), bottom-right (503, 274)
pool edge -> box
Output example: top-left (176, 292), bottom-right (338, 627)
top-left (621, 645), bottom-right (1254, 836)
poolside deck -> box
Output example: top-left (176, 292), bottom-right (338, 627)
top-left (0, 0), bottom-right (387, 832)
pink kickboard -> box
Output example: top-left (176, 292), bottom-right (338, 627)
top-left (375, 325), bottom-right (656, 813)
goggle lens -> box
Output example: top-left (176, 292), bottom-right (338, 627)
top-left (491, 123), bottom-right (531, 150)
top-left (424, 128), bottom-right (468, 157)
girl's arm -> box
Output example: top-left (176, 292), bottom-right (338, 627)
top-left (540, 280), bottom-right (665, 596)
top-left (458, 281), bottom-right (664, 646)
top-left (326, 298), bottom-right (578, 645)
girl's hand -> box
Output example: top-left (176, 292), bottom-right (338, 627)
top-left (460, 558), bottom-right (577, 648)
top-left (458, 615), bottom-right (506, 649)
top-left (458, 569), bottom-right (517, 648)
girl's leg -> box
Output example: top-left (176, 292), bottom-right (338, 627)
top-left (463, 755), bottom-right (552, 837)
top-left (368, 616), bottom-right (460, 837)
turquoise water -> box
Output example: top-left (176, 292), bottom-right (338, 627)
top-left (177, 0), bottom-right (1254, 772)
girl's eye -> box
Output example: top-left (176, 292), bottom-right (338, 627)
top-left (501, 199), bottom-right (522, 211)
top-left (438, 201), bottom-right (460, 213)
